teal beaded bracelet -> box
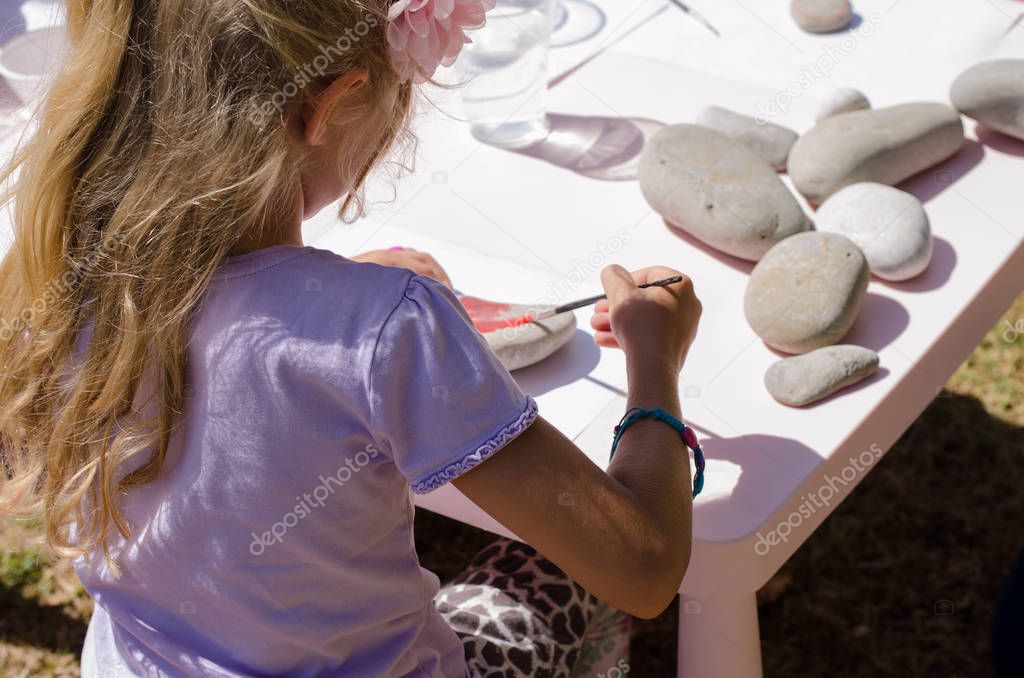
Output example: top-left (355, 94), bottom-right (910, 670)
top-left (610, 407), bottom-right (706, 498)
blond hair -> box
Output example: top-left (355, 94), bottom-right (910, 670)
top-left (0, 0), bottom-right (413, 565)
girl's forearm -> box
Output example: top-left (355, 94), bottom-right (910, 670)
top-left (605, 362), bottom-right (694, 591)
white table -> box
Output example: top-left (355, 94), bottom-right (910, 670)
top-left (306, 1), bottom-right (1024, 675)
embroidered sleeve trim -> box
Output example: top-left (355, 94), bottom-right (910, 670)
top-left (411, 398), bottom-right (539, 495)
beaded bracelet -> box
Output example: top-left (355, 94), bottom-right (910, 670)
top-left (610, 407), bottom-right (706, 498)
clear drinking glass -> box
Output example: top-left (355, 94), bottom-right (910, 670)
top-left (458, 0), bottom-right (556, 149)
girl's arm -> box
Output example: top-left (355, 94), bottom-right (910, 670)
top-left (454, 265), bottom-right (701, 619)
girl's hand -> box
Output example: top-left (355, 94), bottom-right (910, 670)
top-left (590, 265), bottom-right (702, 377)
top-left (352, 248), bottom-right (453, 288)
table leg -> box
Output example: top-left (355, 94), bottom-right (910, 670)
top-left (677, 593), bottom-right (762, 678)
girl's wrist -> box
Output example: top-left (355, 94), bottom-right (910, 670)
top-left (626, 363), bottom-right (680, 413)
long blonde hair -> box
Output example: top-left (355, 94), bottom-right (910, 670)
top-left (0, 0), bottom-right (412, 563)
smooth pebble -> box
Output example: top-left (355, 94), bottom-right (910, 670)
top-left (744, 232), bottom-right (870, 354)
top-left (790, 0), bottom-right (853, 33)
top-left (788, 103), bottom-right (964, 204)
top-left (816, 87), bottom-right (871, 121)
top-left (815, 183), bottom-right (932, 281)
top-left (696, 105), bottom-right (799, 170)
top-left (638, 124), bottom-right (811, 262)
top-left (950, 59), bottom-right (1024, 142)
top-left (765, 345), bottom-right (880, 406)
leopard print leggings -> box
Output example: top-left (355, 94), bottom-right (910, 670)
top-left (434, 538), bottom-right (630, 678)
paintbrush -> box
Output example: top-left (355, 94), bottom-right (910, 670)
top-left (666, 0), bottom-right (720, 37)
top-left (526, 275), bottom-right (684, 323)
top-left (460, 277), bottom-right (685, 333)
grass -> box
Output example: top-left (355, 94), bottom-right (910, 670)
top-left (1, 292), bottom-right (1022, 677)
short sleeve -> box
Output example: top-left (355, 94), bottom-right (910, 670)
top-left (368, 275), bottom-right (538, 494)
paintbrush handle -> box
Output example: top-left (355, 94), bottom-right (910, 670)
top-left (548, 275), bottom-right (684, 316)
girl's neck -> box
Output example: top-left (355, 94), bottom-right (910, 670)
top-left (229, 183), bottom-right (305, 256)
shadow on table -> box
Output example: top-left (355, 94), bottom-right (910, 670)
top-left (899, 138), bottom-right (985, 204)
top-left (844, 292), bottom-right (911, 352)
top-left (512, 329), bottom-right (601, 397)
top-left (511, 114), bottom-right (665, 181)
top-left (663, 220), bottom-right (756, 275)
top-left (879, 236), bottom-right (957, 294)
top-left (975, 123), bottom-right (1024, 158)
top-left (683, 426), bottom-right (825, 539)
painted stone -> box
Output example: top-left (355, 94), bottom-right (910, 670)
top-left (460, 296), bottom-right (576, 371)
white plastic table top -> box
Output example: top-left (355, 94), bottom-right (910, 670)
top-left (304, 0), bottom-right (1024, 602)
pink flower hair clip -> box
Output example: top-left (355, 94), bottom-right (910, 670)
top-left (387, 0), bottom-right (496, 84)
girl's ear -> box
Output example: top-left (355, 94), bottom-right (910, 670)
top-left (301, 68), bottom-right (370, 146)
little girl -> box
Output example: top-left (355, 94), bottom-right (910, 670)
top-left (0, 1), bottom-right (702, 676)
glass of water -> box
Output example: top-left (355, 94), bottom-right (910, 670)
top-left (458, 0), bottom-right (555, 149)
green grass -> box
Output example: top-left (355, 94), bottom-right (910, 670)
top-left (0, 550), bottom-right (43, 589)
top-left (1, 293), bottom-right (1022, 677)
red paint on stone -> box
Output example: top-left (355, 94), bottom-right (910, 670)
top-left (459, 296), bottom-right (534, 333)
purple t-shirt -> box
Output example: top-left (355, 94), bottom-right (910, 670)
top-left (76, 245), bottom-right (538, 677)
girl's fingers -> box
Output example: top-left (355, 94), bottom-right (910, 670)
top-left (428, 266), bottom-right (452, 288)
top-left (590, 312), bottom-right (611, 332)
top-left (595, 299), bottom-right (611, 314)
top-left (593, 331), bottom-right (620, 349)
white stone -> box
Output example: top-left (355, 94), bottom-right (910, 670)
top-left (815, 183), bottom-right (932, 281)
top-left (816, 87), bottom-right (871, 121)
top-left (765, 345), bottom-right (880, 406)
top-left (788, 103), bottom-right (964, 204)
top-left (696, 105), bottom-right (799, 170)
top-left (790, 0), bottom-right (853, 33)
top-left (744, 232), bottom-right (870, 355)
top-left (950, 59), bottom-right (1024, 142)
top-left (638, 124), bottom-right (811, 262)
